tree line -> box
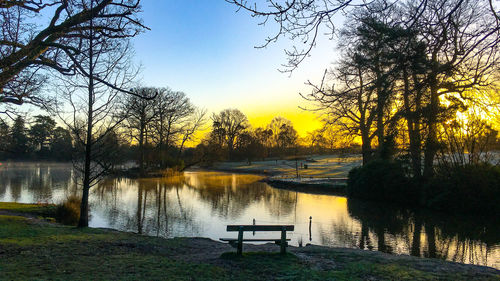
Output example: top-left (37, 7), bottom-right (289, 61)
top-left (0, 106), bottom-right (360, 166)
top-left (0, 115), bottom-right (72, 161)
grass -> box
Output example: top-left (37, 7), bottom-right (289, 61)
top-left (214, 154), bottom-right (362, 178)
top-left (0, 202), bottom-right (56, 218)
top-left (0, 202), bottom-right (498, 280)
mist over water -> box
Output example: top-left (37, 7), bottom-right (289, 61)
top-left (0, 162), bottom-right (498, 269)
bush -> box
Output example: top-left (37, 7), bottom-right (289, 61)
top-left (347, 159), bottom-right (418, 205)
top-left (55, 195), bottom-right (81, 225)
top-left (425, 163), bottom-right (500, 216)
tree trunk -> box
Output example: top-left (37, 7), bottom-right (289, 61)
top-left (139, 120), bottom-right (145, 176)
top-left (375, 66), bottom-right (387, 160)
top-left (423, 80), bottom-right (439, 180)
top-left (404, 68), bottom-right (422, 179)
top-left (361, 130), bottom-right (372, 165)
top-left (78, 2), bottom-right (94, 228)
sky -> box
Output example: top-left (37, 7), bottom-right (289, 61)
top-left (130, 0), bottom-right (345, 136)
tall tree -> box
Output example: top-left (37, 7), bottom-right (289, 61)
top-left (304, 55), bottom-right (378, 164)
top-left (53, 0), bottom-right (145, 228)
top-left (410, 0), bottom-right (500, 178)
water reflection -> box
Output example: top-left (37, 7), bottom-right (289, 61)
top-left (0, 163), bottom-right (498, 269)
top-left (0, 162), bottom-right (75, 203)
top-left (346, 199), bottom-right (499, 267)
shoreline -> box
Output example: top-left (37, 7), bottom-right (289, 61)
top-left (0, 204), bottom-right (499, 279)
top-left (197, 165), bottom-right (349, 195)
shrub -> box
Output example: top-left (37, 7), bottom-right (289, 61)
top-left (55, 195), bottom-right (81, 225)
top-left (347, 159), bottom-right (418, 205)
top-left (425, 163), bottom-right (500, 215)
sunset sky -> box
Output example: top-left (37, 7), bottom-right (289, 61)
top-left (131, 1), bottom-right (345, 136)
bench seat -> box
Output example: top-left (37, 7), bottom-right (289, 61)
top-left (220, 238), bottom-right (291, 242)
top-left (220, 238), bottom-right (291, 249)
top-left (220, 224), bottom-right (294, 255)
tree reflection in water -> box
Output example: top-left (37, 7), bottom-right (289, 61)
top-left (346, 199), bottom-right (499, 266)
top-left (0, 164), bottom-right (498, 269)
top-left (92, 175), bottom-right (200, 237)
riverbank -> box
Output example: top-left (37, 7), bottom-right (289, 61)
top-left (199, 155), bottom-right (358, 194)
top-left (0, 202), bottom-right (498, 280)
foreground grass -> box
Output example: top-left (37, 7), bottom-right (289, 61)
top-left (0, 202), bottom-right (56, 217)
top-left (0, 203), bottom-right (498, 281)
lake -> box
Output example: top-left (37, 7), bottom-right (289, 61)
top-left (0, 162), bottom-right (498, 269)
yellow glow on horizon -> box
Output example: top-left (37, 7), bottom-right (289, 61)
top-left (184, 104), bottom-right (323, 147)
top-left (243, 104), bottom-right (323, 137)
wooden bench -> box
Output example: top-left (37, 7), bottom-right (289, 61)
top-left (220, 225), bottom-right (294, 255)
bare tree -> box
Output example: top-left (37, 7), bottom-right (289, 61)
top-left (211, 108), bottom-right (249, 159)
top-left (303, 59), bottom-right (378, 164)
top-left (407, 0), bottom-right (500, 178)
top-left (53, 0), bottom-right (145, 227)
top-left (267, 116), bottom-right (298, 156)
top-left (121, 87), bottom-right (157, 175)
top-left (177, 108), bottom-right (207, 159)
top-left (151, 89), bottom-right (194, 168)
top-left (0, 0), bottom-right (146, 106)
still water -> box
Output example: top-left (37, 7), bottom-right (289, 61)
top-left (0, 162), bottom-right (498, 269)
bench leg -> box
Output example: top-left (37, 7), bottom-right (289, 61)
top-left (237, 229), bottom-right (243, 256)
top-left (280, 228), bottom-right (286, 255)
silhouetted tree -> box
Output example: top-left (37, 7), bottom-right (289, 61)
top-left (52, 0), bottom-right (144, 228)
top-left (0, 118), bottom-right (10, 158)
top-left (29, 115), bottom-right (56, 156)
top-left (254, 127), bottom-right (273, 158)
top-left (177, 108), bottom-right (207, 160)
top-left (211, 109), bottom-right (249, 159)
top-left (122, 87), bottom-right (157, 175)
top-left (9, 116), bottom-right (29, 158)
top-left (151, 89), bottom-right (194, 167)
top-left (267, 116), bottom-right (297, 156)
top-left (50, 127), bottom-right (73, 161)
top-left (408, 0), bottom-right (500, 178)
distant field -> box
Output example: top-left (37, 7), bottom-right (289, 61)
top-left (213, 155), bottom-right (362, 178)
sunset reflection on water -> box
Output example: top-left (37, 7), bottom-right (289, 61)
top-left (0, 163), bottom-right (498, 269)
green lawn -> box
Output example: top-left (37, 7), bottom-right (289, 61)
top-left (0, 202), bottom-right (498, 280)
top-left (0, 202), bottom-right (56, 217)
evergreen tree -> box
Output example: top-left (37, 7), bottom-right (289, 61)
top-left (29, 115), bottom-right (56, 157)
top-left (9, 116), bottom-right (29, 158)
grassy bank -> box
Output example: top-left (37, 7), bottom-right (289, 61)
top-left (0, 202), bottom-right (498, 280)
top-left (210, 155), bottom-right (362, 178)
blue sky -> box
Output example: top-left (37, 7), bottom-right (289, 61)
top-left (132, 0), bottom-right (344, 134)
